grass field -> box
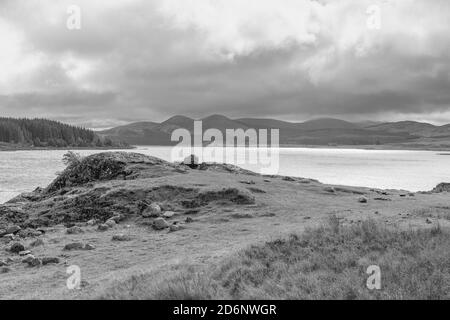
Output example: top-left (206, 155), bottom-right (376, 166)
top-left (102, 218), bottom-right (450, 300)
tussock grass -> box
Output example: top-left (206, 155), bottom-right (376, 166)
top-left (101, 219), bottom-right (450, 300)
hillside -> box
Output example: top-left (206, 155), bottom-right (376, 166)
top-left (0, 118), bottom-right (128, 149)
top-left (98, 115), bottom-right (449, 147)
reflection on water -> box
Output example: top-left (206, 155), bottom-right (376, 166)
top-left (1, 146), bottom-right (449, 203)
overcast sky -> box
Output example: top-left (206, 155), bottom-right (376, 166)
top-left (1, 0), bottom-right (449, 128)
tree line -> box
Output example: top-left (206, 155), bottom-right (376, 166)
top-left (0, 117), bottom-right (124, 148)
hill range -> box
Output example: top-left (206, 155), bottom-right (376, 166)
top-left (98, 115), bottom-right (450, 149)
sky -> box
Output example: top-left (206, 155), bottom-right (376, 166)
top-left (0, 0), bottom-right (449, 129)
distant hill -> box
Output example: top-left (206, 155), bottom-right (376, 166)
top-left (99, 115), bottom-right (450, 147)
top-left (0, 117), bottom-right (127, 149)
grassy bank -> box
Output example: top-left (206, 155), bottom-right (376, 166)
top-left (101, 219), bottom-right (450, 300)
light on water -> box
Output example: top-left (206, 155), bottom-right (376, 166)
top-left (0, 147), bottom-right (449, 203)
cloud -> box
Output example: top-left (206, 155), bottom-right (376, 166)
top-left (0, 0), bottom-right (449, 127)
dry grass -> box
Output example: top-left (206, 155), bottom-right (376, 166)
top-left (101, 219), bottom-right (450, 300)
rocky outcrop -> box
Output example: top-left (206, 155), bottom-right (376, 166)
top-left (432, 183), bottom-right (450, 193)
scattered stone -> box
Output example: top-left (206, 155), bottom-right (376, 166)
top-left (112, 234), bottom-right (132, 241)
top-left (10, 242), bottom-right (25, 253)
top-left (63, 242), bottom-right (84, 251)
top-left (83, 243), bottom-right (95, 250)
top-left (0, 267), bottom-right (11, 273)
top-left (66, 226), bottom-right (83, 234)
top-left (185, 217), bottom-right (194, 223)
top-left (6, 226), bottom-right (21, 234)
top-left (86, 219), bottom-right (96, 226)
top-left (19, 250), bottom-right (31, 256)
top-left (42, 257), bottom-right (60, 265)
top-left (97, 224), bottom-right (109, 231)
top-left (153, 217), bottom-right (169, 230)
top-left (324, 187), bottom-right (336, 193)
top-left (239, 180), bottom-right (255, 185)
top-left (30, 238), bottom-right (44, 247)
top-left (163, 211), bottom-right (176, 218)
top-left (358, 196), bottom-right (368, 203)
top-left (142, 203), bottom-right (162, 218)
top-left (426, 218), bottom-right (433, 224)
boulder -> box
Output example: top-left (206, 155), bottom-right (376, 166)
top-left (83, 243), bottom-right (95, 250)
top-left (10, 242), bottom-right (25, 253)
top-left (64, 242), bottom-right (84, 251)
top-left (86, 219), bottom-right (96, 226)
top-left (142, 203), bottom-right (162, 218)
top-left (6, 226), bottom-right (21, 234)
top-left (153, 218), bottom-right (169, 230)
top-left (185, 217), bottom-right (194, 223)
top-left (66, 226), bottom-right (84, 234)
top-left (111, 234), bottom-right (132, 241)
top-left (169, 224), bottom-right (181, 232)
top-left (19, 250), bottom-right (31, 256)
top-left (358, 196), bottom-right (368, 203)
top-left (42, 257), bottom-right (60, 265)
top-left (163, 211), bottom-right (176, 218)
top-left (105, 219), bottom-right (116, 228)
top-left (324, 187), bottom-right (336, 193)
top-left (97, 224), bottom-right (109, 231)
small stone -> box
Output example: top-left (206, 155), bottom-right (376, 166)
top-left (426, 218), bottom-right (433, 224)
top-left (27, 257), bottom-right (42, 267)
top-left (6, 226), bottom-right (21, 234)
top-left (153, 217), bottom-right (169, 230)
top-left (83, 243), bottom-right (95, 250)
top-left (0, 260), bottom-right (7, 266)
top-left (21, 254), bottom-right (35, 264)
top-left (110, 214), bottom-right (122, 223)
top-left (63, 242), bottom-right (84, 251)
top-left (142, 203), bottom-right (162, 218)
top-left (30, 238), bottom-right (44, 247)
top-left (10, 242), bottom-right (25, 253)
top-left (66, 226), bottom-right (83, 234)
top-left (97, 224), bottom-right (109, 231)
top-left (163, 211), bottom-right (176, 218)
top-left (185, 217), bottom-right (194, 223)
top-left (86, 219), bottom-right (96, 226)
top-left (105, 219), bottom-right (116, 228)
top-left (42, 257), bottom-right (60, 265)
top-left (3, 234), bottom-right (15, 241)
top-left (19, 250), bottom-right (31, 256)
top-left (358, 196), bottom-right (368, 203)
top-left (112, 234), bottom-right (132, 241)
top-left (324, 187), bottom-right (336, 193)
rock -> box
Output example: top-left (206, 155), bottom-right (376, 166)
top-left (0, 267), bottom-right (11, 273)
top-left (42, 257), bottom-right (60, 265)
top-left (22, 254), bottom-right (35, 264)
top-left (83, 243), bottom-right (95, 250)
top-left (162, 211), bottom-right (176, 218)
top-left (0, 229), bottom-right (6, 237)
top-left (110, 214), bottom-right (122, 223)
top-left (97, 224), bottom-right (109, 231)
top-left (19, 250), bottom-right (31, 256)
top-left (183, 154), bottom-right (199, 168)
top-left (63, 242), bottom-right (84, 251)
top-left (153, 217), bottom-right (169, 230)
top-left (86, 219), bottom-right (96, 226)
top-left (112, 234), bottom-right (132, 241)
top-left (142, 203), bottom-right (162, 218)
top-left (6, 226), bottom-right (21, 234)
top-left (358, 196), bottom-right (368, 203)
top-left (105, 219), bottom-right (116, 228)
top-left (66, 226), bottom-right (83, 234)
top-left (26, 257), bottom-right (42, 267)
top-left (185, 217), bottom-right (194, 223)
top-left (10, 242), bottom-right (25, 253)
top-left (30, 239), bottom-right (45, 247)
top-left (426, 218), bottom-right (433, 224)
top-left (0, 260), bottom-right (7, 266)
top-left (282, 176), bottom-right (296, 182)
top-left (324, 187), bottom-right (335, 193)
top-left (263, 179), bottom-right (271, 182)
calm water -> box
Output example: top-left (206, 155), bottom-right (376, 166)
top-left (1, 146), bottom-right (449, 203)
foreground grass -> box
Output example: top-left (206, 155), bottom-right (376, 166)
top-left (102, 219), bottom-right (450, 300)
